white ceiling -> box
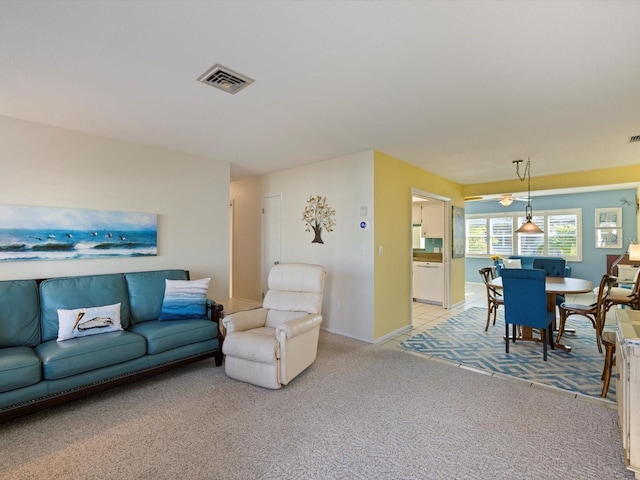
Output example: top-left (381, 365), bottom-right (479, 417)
top-left (1, 1), bottom-right (639, 184)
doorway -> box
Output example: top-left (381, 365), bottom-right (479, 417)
top-left (262, 194), bottom-right (282, 298)
top-left (410, 189), bottom-right (451, 315)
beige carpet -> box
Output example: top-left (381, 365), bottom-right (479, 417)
top-left (0, 332), bottom-right (634, 479)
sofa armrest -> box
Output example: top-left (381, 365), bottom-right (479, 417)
top-left (222, 308), bottom-right (268, 333)
top-left (276, 314), bottom-right (322, 339)
top-left (206, 299), bottom-right (224, 323)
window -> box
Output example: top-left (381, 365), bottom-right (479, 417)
top-left (490, 217), bottom-right (513, 256)
top-left (466, 217), bottom-right (487, 255)
top-left (465, 209), bottom-right (582, 261)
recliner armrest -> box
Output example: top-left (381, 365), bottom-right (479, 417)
top-left (276, 314), bottom-right (322, 339)
top-left (223, 308), bottom-right (268, 333)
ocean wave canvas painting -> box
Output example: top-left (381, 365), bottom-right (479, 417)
top-left (0, 204), bottom-right (157, 262)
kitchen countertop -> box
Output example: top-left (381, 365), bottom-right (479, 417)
top-left (412, 252), bottom-right (443, 263)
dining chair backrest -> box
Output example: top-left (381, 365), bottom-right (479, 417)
top-left (532, 257), bottom-right (567, 278)
top-left (478, 266), bottom-right (503, 331)
top-left (478, 266), bottom-right (495, 284)
top-left (596, 274), bottom-right (616, 331)
top-left (631, 268), bottom-right (640, 295)
top-left (608, 267), bottom-right (640, 311)
top-left (501, 268), bottom-right (553, 329)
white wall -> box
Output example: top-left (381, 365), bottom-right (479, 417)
top-left (262, 151), bottom-right (375, 341)
top-left (0, 115), bottom-right (230, 300)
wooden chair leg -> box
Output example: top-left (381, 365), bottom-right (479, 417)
top-left (485, 306), bottom-right (491, 331)
top-left (548, 325), bottom-right (555, 350)
top-left (601, 343), bottom-right (615, 397)
top-left (556, 311), bottom-right (566, 344)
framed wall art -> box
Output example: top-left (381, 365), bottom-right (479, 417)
top-left (595, 228), bottom-right (622, 249)
top-left (452, 206), bottom-right (465, 258)
top-left (0, 204), bottom-right (157, 262)
top-left (595, 207), bottom-right (622, 228)
top-left (595, 207), bottom-right (622, 249)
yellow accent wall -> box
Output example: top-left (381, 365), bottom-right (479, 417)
top-left (373, 151), bottom-right (466, 340)
top-left (464, 164), bottom-right (640, 246)
top-left (463, 165), bottom-right (640, 198)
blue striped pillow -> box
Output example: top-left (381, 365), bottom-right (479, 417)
top-left (159, 278), bottom-right (210, 321)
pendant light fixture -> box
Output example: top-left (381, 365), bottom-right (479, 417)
top-left (513, 158), bottom-right (544, 234)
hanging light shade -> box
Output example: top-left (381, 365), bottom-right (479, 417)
top-left (515, 212), bottom-right (544, 234)
top-left (512, 158), bottom-right (543, 234)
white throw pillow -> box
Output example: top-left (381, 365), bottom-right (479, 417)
top-left (159, 278), bottom-right (210, 321)
top-left (503, 259), bottom-right (522, 269)
top-left (57, 303), bottom-right (122, 342)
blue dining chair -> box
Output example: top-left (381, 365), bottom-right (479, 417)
top-left (501, 268), bottom-right (556, 361)
top-left (532, 257), bottom-right (568, 307)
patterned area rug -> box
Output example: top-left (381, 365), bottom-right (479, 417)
top-left (401, 307), bottom-right (614, 400)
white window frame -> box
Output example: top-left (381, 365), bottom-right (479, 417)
top-left (465, 208), bottom-right (582, 261)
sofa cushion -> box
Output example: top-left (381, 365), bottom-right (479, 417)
top-left (128, 319), bottom-right (217, 355)
top-left (496, 256), bottom-right (571, 278)
top-left (125, 270), bottom-right (188, 324)
top-left (159, 278), bottom-right (210, 321)
top-left (502, 259), bottom-right (522, 269)
top-left (57, 303), bottom-right (123, 342)
top-left (223, 329), bottom-right (280, 364)
top-left (39, 274), bottom-right (131, 342)
top-left (35, 331), bottom-right (146, 380)
top-left (0, 347), bottom-right (42, 393)
top-left (0, 280), bottom-right (41, 348)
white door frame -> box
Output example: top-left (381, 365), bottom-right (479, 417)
top-left (410, 188), bottom-right (451, 313)
top-left (262, 193), bottom-right (282, 298)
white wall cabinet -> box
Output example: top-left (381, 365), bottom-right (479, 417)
top-left (412, 204), bottom-right (422, 225)
top-left (616, 309), bottom-right (640, 479)
top-left (421, 203), bottom-right (444, 238)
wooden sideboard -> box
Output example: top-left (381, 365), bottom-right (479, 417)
top-left (616, 308), bottom-right (640, 479)
top-left (608, 254), bottom-right (640, 276)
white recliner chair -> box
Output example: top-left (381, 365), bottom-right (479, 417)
top-left (222, 263), bottom-right (326, 389)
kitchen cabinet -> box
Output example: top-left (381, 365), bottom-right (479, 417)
top-left (413, 261), bottom-right (443, 305)
top-left (616, 309), bottom-right (640, 479)
top-left (421, 203), bottom-right (444, 238)
top-left (412, 205), bottom-right (422, 225)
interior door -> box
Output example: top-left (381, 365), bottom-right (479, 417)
top-left (262, 194), bottom-right (281, 298)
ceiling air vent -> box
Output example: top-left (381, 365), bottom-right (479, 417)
top-left (629, 135), bottom-right (640, 143)
top-left (197, 64), bottom-right (254, 94)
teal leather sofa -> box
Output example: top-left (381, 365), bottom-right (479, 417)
top-left (0, 269), bottom-right (223, 420)
top-left (495, 255), bottom-right (571, 278)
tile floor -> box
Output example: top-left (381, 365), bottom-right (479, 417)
top-left (380, 281), bottom-right (596, 351)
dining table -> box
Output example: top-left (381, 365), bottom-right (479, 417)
top-left (489, 275), bottom-right (593, 352)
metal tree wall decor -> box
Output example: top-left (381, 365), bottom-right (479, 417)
top-left (302, 195), bottom-right (336, 244)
